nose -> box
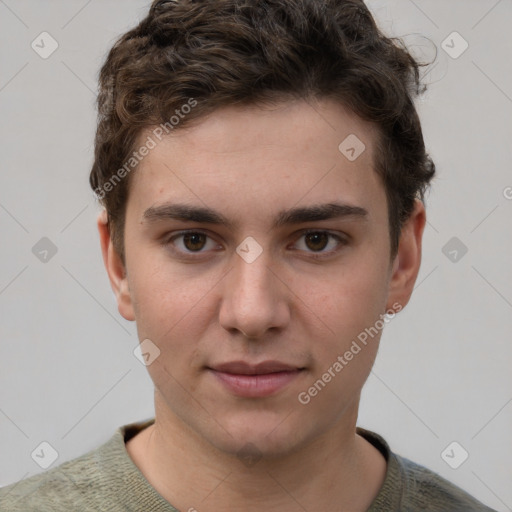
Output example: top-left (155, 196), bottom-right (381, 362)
top-left (218, 248), bottom-right (290, 340)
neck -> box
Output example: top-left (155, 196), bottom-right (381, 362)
top-left (126, 395), bottom-right (386, 512)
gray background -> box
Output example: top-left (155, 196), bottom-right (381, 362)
top-left (0, 0), bottom-right (511, 510)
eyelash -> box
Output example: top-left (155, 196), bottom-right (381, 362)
top-left (163, 229), bottom-right (348, 260)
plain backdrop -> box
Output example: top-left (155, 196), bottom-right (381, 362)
top-left (0, 1), bottom-right (511, 510)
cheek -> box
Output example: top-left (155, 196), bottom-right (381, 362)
top-left (302, 260), bottom-right (389, 335)
top-left (127, 265), bottom-right (230, 396)
top-left (127, 256), bottom-right (215, 343)
top-left (298, 276), bottom-right (387, 411)
top-left (131, 269), bottom-right (211, 393)
top-left (293, 256), bottom-right (390, 381)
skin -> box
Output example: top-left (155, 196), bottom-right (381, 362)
top-left (98, 98), bottom-right (426, 512)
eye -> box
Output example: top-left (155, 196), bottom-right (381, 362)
top-left (166, 231), bottom-right (220, 254)
top-left (293, 230), bottom-right (347, 256)
top-left (163, 229), bottom-right (347, 260)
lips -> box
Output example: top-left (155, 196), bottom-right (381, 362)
top-left (209, 360), bottom-right (303, 375)
top-left (207, 360), bottom-right (305, 398)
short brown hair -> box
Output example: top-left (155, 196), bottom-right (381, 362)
top-left (89, 0), bottom-right (435, 264)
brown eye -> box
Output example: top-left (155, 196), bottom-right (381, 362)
top-left (304, 232), bottom-right (329, 251)
top-left (165, 230), bottom-right (220, 257)
top-left (293, 230), bottom-right (346, 258)
top-left (183, 232), bottom-right (207, 251)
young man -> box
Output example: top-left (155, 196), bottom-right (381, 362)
top-left (0, 0), bottom-right (498, 511)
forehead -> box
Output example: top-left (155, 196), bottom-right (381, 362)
top-left (127, 99), bottom-right (385, 222)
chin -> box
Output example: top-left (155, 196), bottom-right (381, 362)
top-left (203, 411), bottom-right (313, 459)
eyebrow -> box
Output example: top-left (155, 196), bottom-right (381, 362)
top-left (142, 202), bottom-right (369, 229)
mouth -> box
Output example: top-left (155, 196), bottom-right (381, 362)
top-left (206, 360), bottom-right (306, 398)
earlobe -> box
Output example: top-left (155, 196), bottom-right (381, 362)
top-left (385, 199), bottom-right (426, 312)
top-left (96, 209), bottom-right (136, 322)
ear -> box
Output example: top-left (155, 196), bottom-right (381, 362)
top-left (97, 209), bottom-right (135, 321)
top-left (385, 198), bottom-right (426, 312)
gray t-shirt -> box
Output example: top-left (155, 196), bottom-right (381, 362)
top-left (0, 418), bottom-right (497, 511)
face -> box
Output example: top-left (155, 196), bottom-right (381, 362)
top-left (100, 99), bottom-right (424, 458)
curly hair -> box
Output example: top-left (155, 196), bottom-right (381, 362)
top-left (89, 0), bottom-right (436, 264)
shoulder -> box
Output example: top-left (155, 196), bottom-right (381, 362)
top-left (380, 453), bottom-right (495, 512)
top-left (0, 449), bottom-right (100, 511)
top-left (357, 427), bottom-right (497, 512)
top-left (0, 427), bottom-right (128, 512)
top-left (395, 454), bottom-right (497, 511)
